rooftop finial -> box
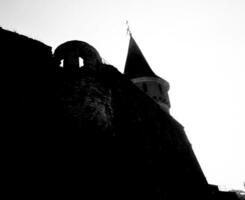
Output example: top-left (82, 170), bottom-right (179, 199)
top-left (126, 20), bottom-right (132, 36)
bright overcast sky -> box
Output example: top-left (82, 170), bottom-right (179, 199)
top-left (0, 0), bottom-right (244, 191)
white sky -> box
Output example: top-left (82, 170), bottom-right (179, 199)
top-left (0, 0), bottom-right (244, 191)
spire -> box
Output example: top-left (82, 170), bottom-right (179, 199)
top-left (124, 34), bottom-right (157, 79)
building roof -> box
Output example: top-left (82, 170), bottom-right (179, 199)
top-left (124, 35), bottom-right (157, 79)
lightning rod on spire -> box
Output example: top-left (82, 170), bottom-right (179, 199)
top-left (126, 20), bottom-right (132, 36)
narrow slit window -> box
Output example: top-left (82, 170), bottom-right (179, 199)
top-left (158, 84), bottom-right (162, 93)
top-left (60, 59), bottom-right (64, 68)
top-left (79, 57), bottom-right (84, 68)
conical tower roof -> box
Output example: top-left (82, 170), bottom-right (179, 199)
top-left (124, 35), bottom-right (157, 79)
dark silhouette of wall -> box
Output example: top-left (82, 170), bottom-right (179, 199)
top-left (54, 62), bottom-right (210, 200)
top-left (1, 28), bottom-right (239, 200)
top-left (1, 27), bottom-right (58, 198)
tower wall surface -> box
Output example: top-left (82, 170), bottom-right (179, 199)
top-left (132, 76), bottom-right (171, 112)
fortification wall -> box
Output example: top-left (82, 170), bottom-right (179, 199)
top-left (1, 28), bottom-right (212, 200)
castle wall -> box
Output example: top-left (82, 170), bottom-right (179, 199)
top-left (1, 27), bottom-right (59, 198)
top-left (52, 62), bottom-right (210, 199)
top-left (1, 28), bottom-right (212, 200)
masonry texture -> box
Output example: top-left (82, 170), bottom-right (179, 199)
top-left (1, 27), bottom-right (240, 200)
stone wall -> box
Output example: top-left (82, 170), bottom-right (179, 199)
top-left (1, 27), bottom-right (212, 200)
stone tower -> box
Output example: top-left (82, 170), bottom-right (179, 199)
top-left (54, 40), bottom-right (102, 71)
top-left (124, 34), bottom-right (171, 113)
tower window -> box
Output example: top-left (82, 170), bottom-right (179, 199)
top-left (158, 84), bottom-right (162, 94)
top-left (142, 83), bottom-right (148, 92)
top-left (79, 57), bottom-right (84, 68)
top-left (60, 59), bottom-right (64, 68)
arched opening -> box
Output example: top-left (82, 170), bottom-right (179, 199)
top-left (79, 57), bottom-right (84, 68)
top-left (60, 59), bottom-right (64, 68)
